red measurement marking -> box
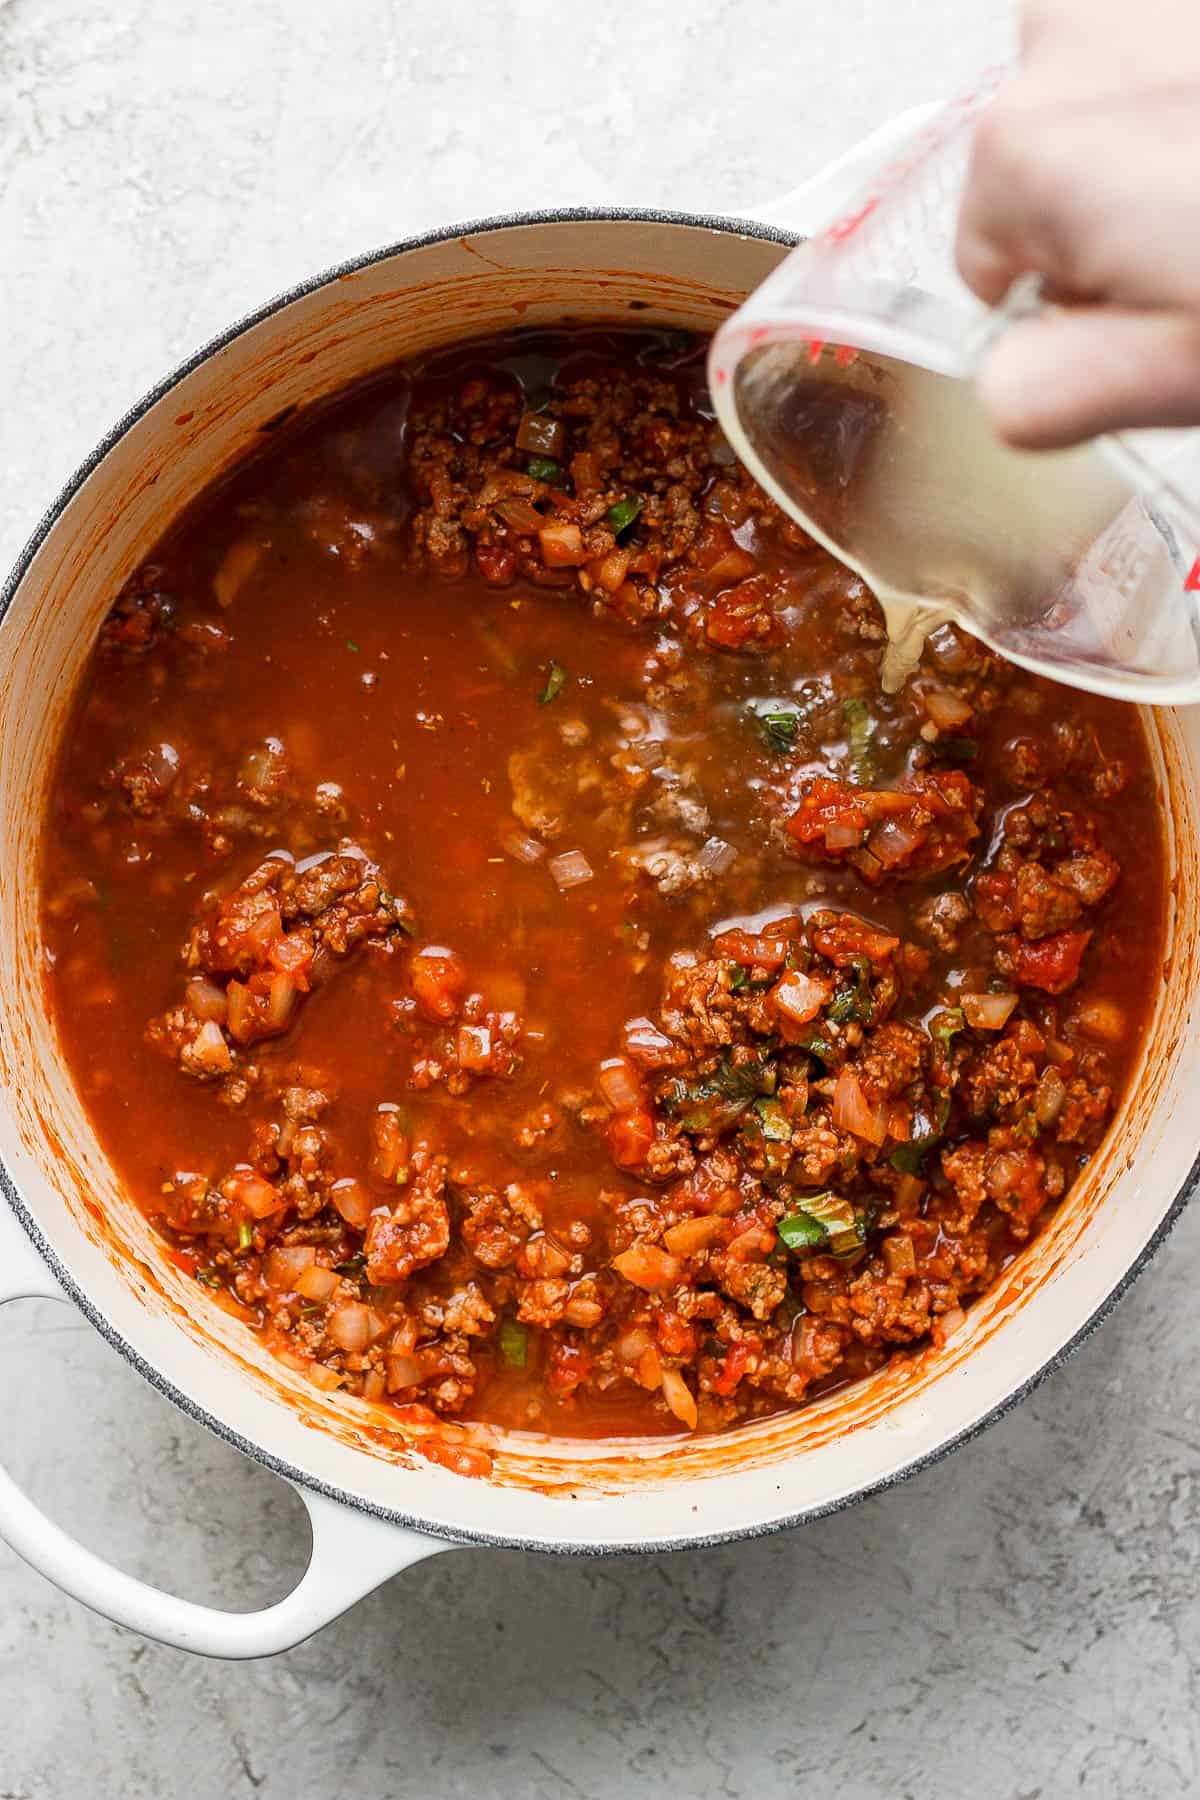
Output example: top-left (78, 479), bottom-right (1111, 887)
top-left (804, 337), bottom-right (824, 365)
top-left (1186, 555), bottom-right (1200, 593)
top-left (834, 344), bottom-right (859, 368)
top-left (823, 195), bottom-right (880, 246)
top-left (715, 366), bottom-right (728, 386)
top-left (749, 325), bottom-right (768, 345)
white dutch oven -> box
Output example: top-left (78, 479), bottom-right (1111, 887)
top-left (1, 115), bottom-right (1198, 1659)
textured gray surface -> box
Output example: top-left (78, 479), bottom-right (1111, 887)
top-left (6, 3), bottom-right (1199, 1797)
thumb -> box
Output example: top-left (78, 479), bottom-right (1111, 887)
top-left (976, 305), bottom-right (1200, 448)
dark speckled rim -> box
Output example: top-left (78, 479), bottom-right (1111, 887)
top-left (3, 205), bottom-right (1198, 1561)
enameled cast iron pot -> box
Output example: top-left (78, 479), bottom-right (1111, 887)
top-left (2, 115), bottom-right (1198, 1657)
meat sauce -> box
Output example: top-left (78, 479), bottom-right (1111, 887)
top-left (40, 327), bottom-right (1167, 1440)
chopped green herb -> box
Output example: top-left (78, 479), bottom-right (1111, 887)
top-left (499, 1317), bottom-right (529, 1369)
top-left (195, 1267), bottom-right (222, 1290)
top-left (842, 696), bottom-right (877, 785)
top-left (827, 957), bottom-right (875, 1026)
top-left (668, 1055), bottom-right (777, 1134)
top-left (346, 639), bottom-right (361, 653)
top-left (889, 1140), bottom-right (926, 1176)
top-left (754, 1096), bottom-right (793, 1143)
top-left (889, 1094), bottom-right (952, 1173)
top-left (527, 455), bottom-right (564, 482)
top-left (728, 963), bottom-right (748, 992)
top-left (798, 1029), bottom-right (834, 1065)
top-left (538, 660), bottom-right (568, 704)
top-left (237, 1218), bottom-right (254, 1252)
top-left (607, 495), bottom-right (644, 536)
top-left (930, 1006), bottom-right (965, 1047)
top-left (299, 1302), bottom-right (323, 1319)
top-left (756, 707), bottom-right (801, 755)
top-left (777, 1211), bottom-right (827, 1250)
top-left (334, 1252), bottom-right (367, 1278)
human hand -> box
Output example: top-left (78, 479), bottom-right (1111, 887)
top-left (955, 0), bottom-right (1200, 447)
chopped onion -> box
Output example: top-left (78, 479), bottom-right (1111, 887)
top-left (225, 1169), bottom-right (280, 1219)
top-left (832, 1066), bottom-right (890, 1146)
top-left (617, 1327), bottom-right (653, 1364)
top-left (330, 1177), bottom-right (371, 1230)
top-left (266, 971), bottom-right (300, 1031)
top-left (923, 685), bottom-right (974, 730)
top-left (867, 815), bottom-right (921, 868)
top-left (549, 848), bottom-right (593, 890)
top-left (189, 1018), bottom-right (232, 1073)
top-left (326, 1301), bottom-right (371, 1352)
top-left (623, 1016), bottom-right (677, 1068)
top-left (494, 496), bottom-right (545, 534)
top-left (185, 977), bottom-right (228, 1023)
top-left (962, 990), bottom-right (1019, 1031)
top-left (245, 906), bottom-right (284, 954)
top-left (882, 1234), bottom-right (917, 1278)
top-left (611, 1244), bottom-right (682, 1292)
top-left (1034, 1065), bottom-right (1068, 1128)
top-left (307, 1362), bottom-right (343, 1392)
top-left (539, 521), bottom-right (586, 568)
top-left (1071, 997), bottom-right (1125, 1041)
top-left (931, 1305), bottom-right (966, 1348)
top-left (597, 1057), bottom-right (643, 1112)
top-left (295, 1264), bottom-right (339, 1303)
top-left (515, 408), bottom-right (565, 459)
top-left (265, 1245), bottom-right (317, 1289)
top-left (386, 1353), bottom-right (424, 1392)
top-left (501, 826), bottom-right (546, 865)
top-left (361, 1369), bottom-right (387, 1401)
top-left (662, 1215), bottom-right (727, 1257)
top-left (696, 836), bottom-right (738, 875)
top-left (824, 820), bottom-right (864, 850)
top-left (563, 1293), bottom-right (605, 1328)
top-left (660, 1366), bottom-right (699, 1431)
top-left (772, 969), bottom-right (830, 1027)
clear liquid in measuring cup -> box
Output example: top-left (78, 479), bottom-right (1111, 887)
top-left (731, 341), bottom-right (1200, 698)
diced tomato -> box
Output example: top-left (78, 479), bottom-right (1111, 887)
top-left (810, 913), bottom-right (899, 967)
top-left (547, 1341), bottom-right (593, 1396)
top-left (786, 778), bottom-right (871, 847)
top-left (711, 1341), bottom-right (750, 1397)
top-left (704, 577), bottom-right (777, 650)
top-left (607, 1104), bottom-right (655, 1172)
top-left (1009, 928), bottom-right (1092, 994)
top-left (788, 772), bottom-right (981, 876)
top-left (656, 1309), bottom-right (699, 1358)
top-left (475, 543), bottom-right (518, 586)
top-left (410, 945), bottom-right (467, 1021)
top-left (711, 926), bottom-right (792, 970)
top-left (691, 521), bottom-right (758, 584)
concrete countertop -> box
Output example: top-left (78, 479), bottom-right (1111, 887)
top-left (4, 3), bottom-right (1198, 1796)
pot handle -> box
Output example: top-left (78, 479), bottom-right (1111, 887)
top-left (744, 101), bottom-right (943, 237)
top-left (0, 1206), bottom-right (452, 1657)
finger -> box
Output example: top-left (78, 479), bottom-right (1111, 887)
top-left (976, 305), bottom-right (1200, 448)
top-left (955, 91), bottom-right (1200, 311)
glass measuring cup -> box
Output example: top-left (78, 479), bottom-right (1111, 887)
top-left (711, 78), bottom-right (1200, 703)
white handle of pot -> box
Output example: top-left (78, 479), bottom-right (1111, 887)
top-left (746, 102), bottom-right (943, 237)
top-left (0, 1201), bottom-right (452, 1657)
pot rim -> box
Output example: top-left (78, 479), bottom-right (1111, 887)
top-left (3, 204), bottom-right (1196, 1557)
